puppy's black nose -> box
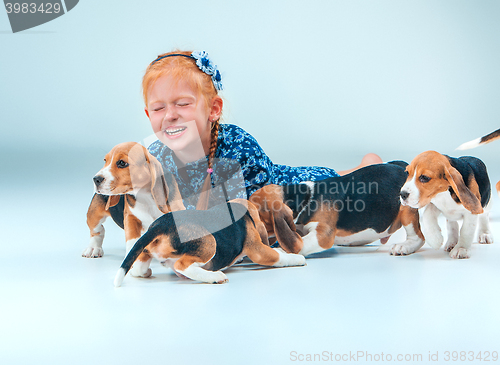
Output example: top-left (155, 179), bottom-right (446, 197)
top-left (93, 175), bottom-right (104, 187)
top-left (400, 191), bottom-right (409, 201)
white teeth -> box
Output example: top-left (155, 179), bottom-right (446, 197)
top-left (164, 127), bottom-right (186, 136)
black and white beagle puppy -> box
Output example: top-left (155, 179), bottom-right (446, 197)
top-left (84, 142), bottom-right (185, 277)
top-left (114, 199), bottom-right (306, 286)
top-left (249, 162), bottom-right (425, 257)
top-left (400, 151), bottom-right (492, 259)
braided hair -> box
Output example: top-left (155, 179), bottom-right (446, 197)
top-left (195, 119), bottom-right (220, 210)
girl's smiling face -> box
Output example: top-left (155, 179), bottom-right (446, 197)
top-left (145, 75), bottom-right (221, 164)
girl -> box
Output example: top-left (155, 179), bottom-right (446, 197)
top-left (143, 50), bottom-right (382, 209)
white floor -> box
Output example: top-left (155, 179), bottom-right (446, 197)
top-left (1, 155), bottom-right (500, 365)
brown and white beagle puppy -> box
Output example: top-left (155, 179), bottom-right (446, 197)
top-left (114, 199), bottom-right (306, 286)
top-left (400, 151), bottom-right (492, 259)
top-left (457, 127), bottom-right (500, 196)
top-left (249, 162), bottom-right (425, 257)
top-left (84, 142), bottom-right (185, 277)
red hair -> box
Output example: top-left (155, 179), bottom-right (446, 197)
top-left (143, 51), bottom-right (219, 109)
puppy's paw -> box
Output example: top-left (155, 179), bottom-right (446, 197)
top-left (449, 247), bottom-right (471, 259)
top-left (209, 271), bottom-right (228, 284)
top-left (444, 240), bottom-right (458, 252)
top-left (390, 243), bottom-right (414, 256)
top-left (478, 233), bottom-right (493, 244)
top-left (130, 266), bottom-right (152, 278)
top-left (82, 246), bottom-right (103, 258)
top-left (288, 253), bottom-right (307, 266)
top-left (274, 248), bottom-right (307, 267)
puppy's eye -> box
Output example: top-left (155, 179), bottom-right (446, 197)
top-left (419, 175), bottom-right (431, 183)
top-left (116, 160), bottom-right (129, 168)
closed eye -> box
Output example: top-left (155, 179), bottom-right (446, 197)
top-left (419, 175), bottom-right (431, 183)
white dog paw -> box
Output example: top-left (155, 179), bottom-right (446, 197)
top-left (449, 247), bottom-right (471, 259)
top-left (130, 266), bottom-right (152, 278)
top-left (478, 233), bottom-right (494, 244)
top-left (176, 265), bottom-right (228, 284)
top-left (444, 240), bottom-right (458, 252)
top-left (274, 248), bottom-right (306, 267)
top-left (209, 271), bottom-right (228, 284)
top-left (288, 253), bottom-right (307, 267)
top-left (390, 243), bottom-right (414, 256)
top-left (82, 247), bottom-right (103, 258)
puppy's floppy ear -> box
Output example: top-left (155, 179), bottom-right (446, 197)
top-left (243, 200), bottom-right (269, 245)
top-left (125, 195), bottom-right (136, 208)
top-left (148, 156), bottom-right (169, 214)
top-left (163, 171), bottom-right (186, 211)
top-left (105, 195), bottom-right (121, 211)
top-left (444, 164), bottom-right (483, 214)
top-left (271, 202), bottom-right (304, 254)
top-left (148, 155), bottom-right (185, 213)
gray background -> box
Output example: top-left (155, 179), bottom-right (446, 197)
top-left (1, 0), bottom-right (499, 175)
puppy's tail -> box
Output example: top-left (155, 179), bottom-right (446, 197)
top-left (457, 128), bottom-right (500, 150)
top-left (114, 221), bottom-right (164, 288)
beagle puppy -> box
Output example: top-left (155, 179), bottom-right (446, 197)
top-left (400, 151), bottom-right (492, 259)
top-left (249, 162), bottom-right (425, 257)
top-left (84, 142), bottom-right (185, 277)
top-left (457, 127), bottom-right (500, 196)
top-left (114, 199), bottom-right (306, 286)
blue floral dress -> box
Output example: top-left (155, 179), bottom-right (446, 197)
top-left (148, 124), bottom-right (339, 209)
